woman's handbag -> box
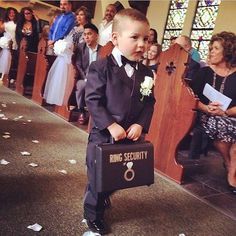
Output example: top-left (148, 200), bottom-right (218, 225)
top-left (95, 140), bottom-right (154, 192)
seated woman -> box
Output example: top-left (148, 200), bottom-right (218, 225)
top-left (191, 31), bottom-right (236, 194)
top-left (143, 43), bottom-right (162, 84)
top-left (0, 7), bottom-right (18, 80)
top-left (142, 28), bottom-right (158, 61)
top-left (148, 28), bottom-right (158, 46)
top-left (72, 6), bottom-right (92, 46)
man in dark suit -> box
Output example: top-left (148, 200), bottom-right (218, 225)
top-left (74, 23), bottom-right (102, 124)
top-left (83, 8), bottom-right (156, 235)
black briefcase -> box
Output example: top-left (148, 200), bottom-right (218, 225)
top-left (95, 141), bottom-right (154, 192)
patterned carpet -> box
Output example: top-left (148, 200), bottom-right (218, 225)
top-left (1, 84), bottom-right (236, 236)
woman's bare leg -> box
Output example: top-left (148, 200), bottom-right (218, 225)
top-left (229, 144), bottom-right (236, 186)
top-left (214, 140), bottom-right (231, 171)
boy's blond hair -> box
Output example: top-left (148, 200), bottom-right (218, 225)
top-left (112, 8), bottom-right (149, 33)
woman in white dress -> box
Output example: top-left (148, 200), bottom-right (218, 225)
top-left (43, 6), bottom-right (92, 106)
top-left (43, 32), bottom-right (74, 106)
top-left (0, 7), bottom-right (18, 80)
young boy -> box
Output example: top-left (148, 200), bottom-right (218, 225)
top-left (75, 23), bottom-right (102, 124)
top-left (83, 8), bottom-right (156, 235)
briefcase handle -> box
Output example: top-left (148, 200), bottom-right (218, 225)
top-left (109, 135), bottom-right (145, 145)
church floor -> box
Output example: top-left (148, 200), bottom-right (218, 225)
top-left (178, 150), bottom-right (236, 221)
top-left (0, 83), bottom-right (236, 235)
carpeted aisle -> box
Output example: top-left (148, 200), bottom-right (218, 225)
top-left (0, 84), bottom-right (236, 236)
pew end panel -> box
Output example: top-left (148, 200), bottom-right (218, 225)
top-left (146, 44), bottom-right (198, 184)
top-left (32, 38), bottom-right (48, 105)
top-left (2, 74), bottom-right (9, 86)
top-left (98, 41), bottom-right (114, 59)
top-left (15, 38), bottom-right (37, 96)
top-left (54, 42), bottom-right (116, 123)
top-left (15, 39), bottom-right (27, 94)
top-left (54, 64), bottom-right (77, 121)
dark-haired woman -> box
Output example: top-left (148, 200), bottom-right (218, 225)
top-left (191, 31), bottom-right (236, 194)
top-left (0, 7), bottom-right (18, 79)
top-left (72, 6), bottom-right (92, 45)
top-left (143, 28), bottom-right (158, 62)
top-left (148, 28), bottom-right (158, 45)
top-left (15, 7), bottom-right (40, 52)
top-left (143, 43), bottom-right (162, 85)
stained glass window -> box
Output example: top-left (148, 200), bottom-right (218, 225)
top-left (162, 0), bottom-right (189, 50)
top-left (190, 0), bottom-right (221, 60)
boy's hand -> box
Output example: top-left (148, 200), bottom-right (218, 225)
top-left (107, 123), bottom-right (126, 141)
top-left (126, 124), bottom-right (143, 141)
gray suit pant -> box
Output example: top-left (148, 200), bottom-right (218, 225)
top-left (83, 130), bottom-right (112, 221)
top-left (75, 80), bottom-right (86, 109)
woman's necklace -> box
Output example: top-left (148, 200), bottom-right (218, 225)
top-left (212, 70), bottom-right (230, 93)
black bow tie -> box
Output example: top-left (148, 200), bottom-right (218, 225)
top-left (121, 55), bottom-right (137, 69)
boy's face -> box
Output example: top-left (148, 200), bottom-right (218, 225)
top-left (112, 18), bottom-right (149, 61)
top-left (84, 28), bottom-right (98, 47)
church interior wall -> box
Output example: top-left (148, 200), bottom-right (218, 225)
top-left (0, 0), bottom-right (235, 45)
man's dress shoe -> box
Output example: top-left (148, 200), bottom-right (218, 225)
top-left (229, 185), bottom-right (236, 195)
top-left (86, 219), bottom-right (108, 235)
top-left (78, 112), bottom-right (88, 125)
top-left (104, 197), bottom-right (111, 209)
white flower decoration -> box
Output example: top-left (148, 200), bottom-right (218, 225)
top-left (0, 34), bottom-right (11, 49)
top-left (53, 39), bottom-right (72, 56)
top-left (140, 76), bottom-right (154, 101)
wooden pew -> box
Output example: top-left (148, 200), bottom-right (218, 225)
top-left (2, 71), bottom-right (9, 87)
top-left (2, 41), bottom-right (18, 87)
top-left (145, 44), bottom-right (198, 184)
top-left (32, 38), bottom-right (56, 105)
top-left (55, 41), bottom-right (116, 122)
top-left (53, 64), bottom-right (76, 121)
top-left (98, 41), bottom-right (114, 59)
top-left (15, 38), bottom-right (37, 95)
top-left (30, 36), bottom-right (76, 121)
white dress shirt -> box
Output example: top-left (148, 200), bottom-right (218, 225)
top-left (112, 47), bottom-right (137, 77)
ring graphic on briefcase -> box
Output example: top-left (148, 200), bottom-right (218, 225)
top-left (95, 141), bottom-right (154, 192)
top-left (124, 162), bottom-right (135, 181)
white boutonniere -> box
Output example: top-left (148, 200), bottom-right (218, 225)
top-left (140, 76), bottom-right (154, 101)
